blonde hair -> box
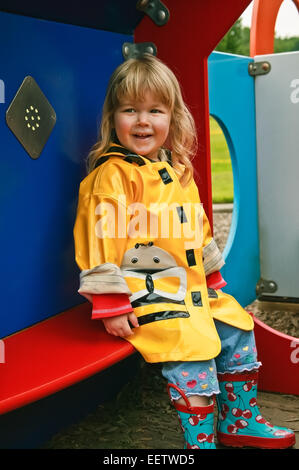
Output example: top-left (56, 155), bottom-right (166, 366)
top-left (87, 54), bottom-right (197, 186)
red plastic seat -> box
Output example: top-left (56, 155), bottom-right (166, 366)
top-left (0, 303), bottom-right (135, 415)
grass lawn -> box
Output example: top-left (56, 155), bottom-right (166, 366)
top-left (210, 116), bottom-right (234, 203)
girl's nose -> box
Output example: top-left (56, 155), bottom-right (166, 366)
top-left (137, 111), bottom-right (149, 125)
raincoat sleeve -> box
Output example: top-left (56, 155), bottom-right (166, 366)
top-left (201, 205), bottom-right (227, 288)
top-left (73, 160), bottom-right (137, 306)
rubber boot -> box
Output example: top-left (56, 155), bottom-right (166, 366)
top-left (216, 372), bottom-right (295, 449)
top-left (167, 383), bottom-right (216, 449)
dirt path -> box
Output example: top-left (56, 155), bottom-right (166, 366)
top-left (44, 209), bottom-right (299, 450)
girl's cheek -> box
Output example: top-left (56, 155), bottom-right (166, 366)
top-left (163, 130), bottom-right (172, 148)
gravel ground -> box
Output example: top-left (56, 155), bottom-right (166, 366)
top-left (44, 209), bottom-right (299, 450)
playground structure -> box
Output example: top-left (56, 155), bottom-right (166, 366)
top-left (0, 0), bottom-right (298, 448)
top-left (250, 0), bottom-right (299, 56)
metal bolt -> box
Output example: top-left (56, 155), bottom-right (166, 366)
top-left (137, 0), bottom-right (149, 9)
top-left (146, 46), bottom-right (154, 54)
top-left (123, 46), bottom-right (129, 56)
top-left (157, 10), bottom-right (166, 21)
top-left (262, 62), bottom-right (270, 72)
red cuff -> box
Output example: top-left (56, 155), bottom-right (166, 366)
top-left (91, 294), bottom-right (133, 320)
top-left (206, 271), bottom-right (227, 289)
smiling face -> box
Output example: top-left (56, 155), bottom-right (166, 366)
top-left (113, 91), bottom-right (171, 161)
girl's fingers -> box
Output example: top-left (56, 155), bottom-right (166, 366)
top-left (128, 312), bottom-right (139, 328)
top-left (102, 313), bottom-right (138, 337)
top-left (109, 323), bottom-right (132, 337)
top-left (113, 325), bottom-right (132, 337)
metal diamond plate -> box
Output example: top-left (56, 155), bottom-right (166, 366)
top-left (6, 76), bottom-right (56, 159)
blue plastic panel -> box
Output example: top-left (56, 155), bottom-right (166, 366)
top-left (208, 52), bottom-right (260, 307)
top-left (0, 12), bottom-right (131, 337)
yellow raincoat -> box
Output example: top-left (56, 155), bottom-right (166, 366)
top-left (74, 144), bottom-right (253, 363)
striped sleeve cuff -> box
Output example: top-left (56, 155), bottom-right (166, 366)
top-left (203, 239), bottom-right (225, 275)
top-left (91, 294), bottom-right (133, 319)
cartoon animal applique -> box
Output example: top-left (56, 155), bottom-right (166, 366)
top-left (121, 242), bottom-right (189, 324)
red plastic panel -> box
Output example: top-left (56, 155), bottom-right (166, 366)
top-left (0, 303), bottom-right (135, 415)
top-left (253, 314), bottom-right (299, 395)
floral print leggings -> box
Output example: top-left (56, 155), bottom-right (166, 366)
top-left (162, 319), bottom-right (261, 400)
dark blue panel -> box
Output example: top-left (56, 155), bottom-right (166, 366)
top-left (0, 12), bottom-right (131, 337)
top-left (0, 0), bottom-right (144, 34)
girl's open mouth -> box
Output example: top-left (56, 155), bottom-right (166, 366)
top-left (133, 134), bottom-right (152, 139)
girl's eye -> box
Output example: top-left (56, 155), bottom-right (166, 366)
top-left (151, 108), bottom-right (162, 114)
top-left (124, 108), bottom-right (135, 113)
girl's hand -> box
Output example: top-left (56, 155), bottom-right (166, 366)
top-left (102, 312), bottom-right (139, 337)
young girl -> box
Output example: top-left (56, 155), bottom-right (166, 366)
top-left (73, 54), bottom-right (295, 449)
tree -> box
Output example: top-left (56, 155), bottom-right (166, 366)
top-left (214, 19), bottom-right (299, 56)
top-left (274, 36), bottom-right (299, 52)
top-left (215, 19), bottom-right (244, 54)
